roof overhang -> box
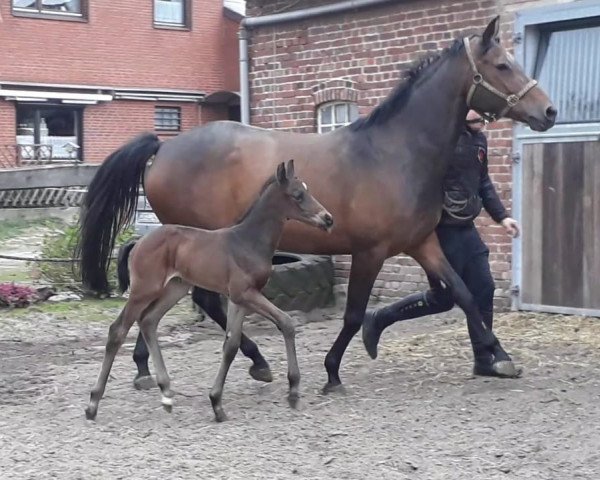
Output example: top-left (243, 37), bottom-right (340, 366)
top-left (0, 81), bottom-right (206, 104)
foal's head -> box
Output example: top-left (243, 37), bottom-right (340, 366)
top-left (274, 159), bottom-right (334, 232)
top-left (463, 16), bottom-right (557, 131)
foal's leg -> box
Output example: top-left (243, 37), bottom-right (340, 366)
top-left (139, 279), bottom-right (190, 412)
top-left (209, 300), bottom-right (246, 422)
top-left (408, 232), bottom-right (518, 377)
top-left (131, 286), bottom-right (273, 387)
top-left (238, 290), bottom-right (301, 408)
top-left (192, 287), bottom-right (272, 383)
top-left (324, 250), bottom-right (385, 394)
top-left (85, 300), bottom-right (147, 420)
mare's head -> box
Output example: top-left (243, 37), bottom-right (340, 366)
top-left (274, 159), bottom-right (334, 232)
top-left (463, 16), bottom-right (556, 131)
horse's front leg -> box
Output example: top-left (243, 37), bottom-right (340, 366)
top-left (239, 289), bottom-right (301, 408)
top-left (192, 287), bottom-right (273, 383)
top-left (409, 232), bottom-right (520, 377)
top-left (323, 249), bottom-right (386, 394)
top-left (208, 300), bottom-right (246, 422)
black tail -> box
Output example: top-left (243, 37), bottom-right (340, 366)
top-left (117, 240), bottom-right (137, 293)
top-left (74, 132), bottom-right (161, 294)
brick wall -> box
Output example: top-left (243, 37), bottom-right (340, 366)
top-left (0, 1), bottom-right (234, 92)
top-left (82, 101), bottom-right (200, 163)
top-left (0, 102), bottom-right (17, 167)
top-left (245, 0), bottom-right (569, 309)
top-left (0, 2), bottom-right (239, 165)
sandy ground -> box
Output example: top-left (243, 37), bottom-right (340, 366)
top-left (1, 219), bottom-right (599, 479)
top-left (1, 301), bottom-right (599, 480)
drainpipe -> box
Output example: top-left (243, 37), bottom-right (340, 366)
top-left (239, 0), bottom-right (398, 125)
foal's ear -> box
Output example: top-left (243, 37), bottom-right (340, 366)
top-left (482, 16), bottom-right (500, 47)
top-left (276, 162), bottom-right (288, 185)
top-left (286, 159), bottom-right (295, 180)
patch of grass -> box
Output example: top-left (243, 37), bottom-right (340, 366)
top-left (6, 296), bottom-right (127, 321)
top-left (0, 270), bottom-right (31, 283)
top-left (37, 222), bottom-right (135, 292)
top-left (0, 217), bottom-right (66, 244)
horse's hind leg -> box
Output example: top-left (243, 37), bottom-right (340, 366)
top-left (239, 290), bottom-right (301, 408)
top-left (408, 232), bottom-right (518, 377)
top-left (323, 250), bottom-right (385, 394)
top-left (139, 279), bottom-right (190, 411)
top-left (192, 287), bottom-right (272, 383)
top-left (209, 300), bottom-right (246, 422)
top-left (85, 301), bottom-right (145, 420)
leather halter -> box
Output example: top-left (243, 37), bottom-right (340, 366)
top-left (463, 37), bottom-right (538, 122)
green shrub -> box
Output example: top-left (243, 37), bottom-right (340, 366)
top-left (37, 221), bottom-right (136, 294)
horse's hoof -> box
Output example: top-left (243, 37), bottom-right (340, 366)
top-left (162, 396), bottom-right (174, 413)
top-left (133, 375), bottom-right (156, 391)
top-left (322, 382), bottom-right (346, 395)
top-left (362, 310), bottom-right (381, 360)
top-left (473, 360), bottom-right (523, 378)
top-left (249, 364), bottom-right (273, 383)
top-left (288, 393), bottom-right (301, 409)
top-left (214, 409), bottom-right (228, 423)
top-left (84, 406), bottom-right (97, 421)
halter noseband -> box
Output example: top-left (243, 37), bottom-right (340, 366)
top-left (463, 37), bottom-right (537, 122)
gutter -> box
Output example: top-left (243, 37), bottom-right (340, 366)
top-left (238, 0), bottom-right (399, 124)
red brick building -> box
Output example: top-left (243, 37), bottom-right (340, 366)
top-left (0, 0), bottom-right (241, 165)
top-left (241, 0), bottom-right (600, 315)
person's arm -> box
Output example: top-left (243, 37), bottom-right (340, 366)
top-left (479, 138), bottom-right (520, 237)
top-left (479, 138), bottom-right (508, 223)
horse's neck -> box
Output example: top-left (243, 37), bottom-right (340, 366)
top-left (375, 55), bottom-right (469, 174)
top-left (234, 186), bottom-right (286, 257)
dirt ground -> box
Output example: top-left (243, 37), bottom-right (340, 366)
top-left (1, 219), bottom-right (599, 479)
top-left (1, 298), bottom-right (599, 480)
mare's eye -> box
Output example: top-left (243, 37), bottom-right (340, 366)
top-left (293, 191), bottom-right (304, 202)
top-left (496, 63), bottom-right (510, 71)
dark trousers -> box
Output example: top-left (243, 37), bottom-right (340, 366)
top-left (375, 224), bottom-right (495, 359)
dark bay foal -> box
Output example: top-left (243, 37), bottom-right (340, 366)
top-left (84, 160), bottom-right (333, 422)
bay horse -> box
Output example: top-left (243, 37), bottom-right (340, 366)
top-left (76, 17), bottom-right (556, 394)
top-left (84, 160), bottom-right (333, 421)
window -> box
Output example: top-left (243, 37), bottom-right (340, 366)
top-left (12, 0), bottom-right (85, 19)
top-left (16, 105), bottom-right (82, 161)
top-left (154, 0), bottom-right (190, 28)
top-left (155, 107), bottom-right (181, 131)
top-left (317, 102), bottom-right (359, 133)
top-left (534, 20), bottom-right (600, 123)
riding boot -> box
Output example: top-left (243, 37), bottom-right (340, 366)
top-left (471, 309), bottom-right (494, 363)
top-left (362, 290), bottom-right (451, 359)
top-left (471, 310), bottom-right (520, 378)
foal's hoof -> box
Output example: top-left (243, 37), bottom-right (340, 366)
top-left (474, 360), bottom-right (523, 378)
top-left (84, 406), bottom-right (97, 421)
top-left (133, 375), bottom-right (156, 391)
top-left (249, 364), bottom-right (273, 383)
top-left (322, 382), bottom-right (347, 396)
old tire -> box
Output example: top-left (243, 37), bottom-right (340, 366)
top-left (262, 253), bottom-right (334, 312)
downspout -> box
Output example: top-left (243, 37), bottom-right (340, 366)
top-left (239, 0), bottom-right (399, 125)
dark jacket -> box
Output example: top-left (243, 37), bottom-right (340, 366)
top-left (439, 127), bottom-right (508, 227)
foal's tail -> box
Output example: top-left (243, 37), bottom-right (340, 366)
top-left (117, 240), bottom-right (137, 293)
top-left (74, 133), bottom-right (161, 294)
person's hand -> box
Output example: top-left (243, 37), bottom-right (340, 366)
top-left (501, 217), bottom-right (520, 238)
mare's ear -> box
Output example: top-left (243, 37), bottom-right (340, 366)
top-left (286, 159), bottom-right (295, 180)
top-left (482, 16), bottom-right (500, 48)
top-left (276, 162), bottom-right (287, 185)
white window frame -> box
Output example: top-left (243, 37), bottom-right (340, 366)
top-left (317, 101), bottom-right (359, 133)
